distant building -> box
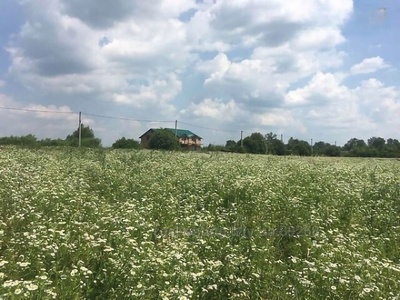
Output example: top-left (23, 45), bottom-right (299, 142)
top-left (139, 128), bottom-right (202, 151)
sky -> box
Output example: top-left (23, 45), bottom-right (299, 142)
top-left (0, 0), bottom-right (399, 147)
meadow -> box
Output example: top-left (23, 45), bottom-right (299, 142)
top-left (0, 147), bottom-right (400, 299)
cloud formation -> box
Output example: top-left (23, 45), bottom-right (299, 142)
top-left (350, 56), bottom-right (389, 74)
top-left (0, 0), bottom-right (399, 145)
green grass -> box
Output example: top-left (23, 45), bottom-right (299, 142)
top-left (1, 147), bottom-right (400, 299)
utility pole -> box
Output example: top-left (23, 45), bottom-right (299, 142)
top-left (335, 141), bottom-right (337, 146)
top-left (174, 120), bottom-right (178, 137)
top-left (240, 130), bottom-right (243, 147)
top-left (281, 134), bottom-right (283, 143)
top-left (78, 112), bottom-right (82, 148)
top-left (311, 138), bottom-right (313, 156)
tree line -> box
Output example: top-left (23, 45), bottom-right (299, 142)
top-left (0, 125), bottom-right (399, 158)
top-left (206, 132), bottom-right (400, 158)
top-left (0, 124), bottom-right (102, 148)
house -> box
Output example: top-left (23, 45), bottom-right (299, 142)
top-left (139, 128), bottom-right (202, 151)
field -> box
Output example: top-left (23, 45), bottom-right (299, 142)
top-left (1, 147), bottom-right (400, 299)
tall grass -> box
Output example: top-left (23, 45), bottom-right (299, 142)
top-left (0, 147), bottom-right (399, 299)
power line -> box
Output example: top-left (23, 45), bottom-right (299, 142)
top-left (179, 121), bottom-right (239, 133)
top-left (0, 105), bottom-right (242, 136)
top-left (82, 112), bottom-right (174, 124)
top-left (0, 106), bottom-right (76, 114)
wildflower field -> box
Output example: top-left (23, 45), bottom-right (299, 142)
top-left (1, 147), bottom-right (400, 299)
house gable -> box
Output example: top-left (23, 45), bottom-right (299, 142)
top-left (139, 128), bottom-right (202, 150)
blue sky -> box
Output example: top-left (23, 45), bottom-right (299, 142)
top-left (0, 0), bottom-right (399, 146)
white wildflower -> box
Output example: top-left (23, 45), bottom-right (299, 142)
top-left (26, 283), bottom-right (38, 291)
top-left (15, 288), bottom-right (22, 295)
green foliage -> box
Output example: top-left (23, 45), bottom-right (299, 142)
top-left (243, 132), bottom-right (266, 154)
top-left (313, 141), bottom-right (341, 157)
top-left (0, 134), bottom-right (38, 146)
top-left (287, 137), bottom-right (311, 156)
top-left (343, 138), bottom-right (367, 151)
top-left (66, 124), bottom-right (102, 148)
top-left (38, 138), bottom-right (69, 147)
top-left (368, 137), bottom-right (386, 150)
top-left (148, 128), bottom-right (180, 150)
top-left (112, 137), bottom-right (140, 149)
top-left (265, 132), bottom-right (286, 155)
top-left (342, 137), bottom-right (400, 158)
top-left (67, 124), bottom-right (95, 139)
top-left (224, 140), bottom-right (238, 152)
top-left (206, 144), bottom-right (225, 152)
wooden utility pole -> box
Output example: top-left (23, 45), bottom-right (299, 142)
top-left (78, 112), bottom-right (82, 148)
top-left (241, 131), bottom-right (243, 147)
top-left (174, 120), bottom-right (178, 137)
top-left (311, 138), bottom-right (313, 156)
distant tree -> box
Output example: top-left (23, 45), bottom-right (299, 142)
top-left (39, 138), bottom-right (68, 147)
top-left (384, 138), bottom-right (400, 158)
top-left (324, 145), bottom-right (341, 157)
top-left (243, 132), bottom-right (266, 154)
top-left (343, 138), bottom-right (367, 151)
top-left (312, 141), bottom-right (328, 156)
top-left (0, 134), bottom-right (37, 146)
top-left (205, 144), bottom-right (225, 152)
top-left (287, 138), bottom-right (311, 156)
top-left (112, 137), bottom-right (140, 149)
top-left (343, 138), bottom-right (371, 157)
top-left (225, 140), bottom-right (238, 152)
top-left (66, 124), bottom-right (95, 139)
top-left (66, 124), bottom-right (101, 148)
top-left (148, 129), bottom-right (180, 151)
top-left (368, 137), bottom-right (386, 150)
top-left (386, 138), bottom-right (400, 147)
top-left (264, 132), bottom-right (285, 155)
top-left (312, 141), bottom-right (341, 157)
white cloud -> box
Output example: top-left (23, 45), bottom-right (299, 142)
top-left (0, 94), bottom-right (85, 139)
top-left (111, 73), bottom-right (181, 114)
top-left (3, 0), bottom-right (399, 146)
top-left (285, 72), bottom-right (350, 106)
top-left (181, 98), bottom-right (239, 121)
top-left (0, 80), bottom-right (5, 88)
top-left (292, 27), bottom-right (346, 50)
top-left (284, 73), bottom-right (400, 143)
top-left (350, 56), bottom-right (389, 75)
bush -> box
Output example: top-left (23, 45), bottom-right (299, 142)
top-left (148, 129), bottom-right (180, 151)
top-left (112, 137), bottom-right (140, 149)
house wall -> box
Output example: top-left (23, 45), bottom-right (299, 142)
top-left (140, 132), bottom-right (153, 148)
top-left (178, 137), bottom-right (202, 146)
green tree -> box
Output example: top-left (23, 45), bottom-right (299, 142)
top-left (343, 138), bottom-right (367, 151)
top-left (368, 137), bottom-right (386, 150)
top-left (384, 138), bottom-right (400, 158)
top-left (343, 138), bottom-right (371, 157)
top-left (0, 134), bottom-right (37, 146)
top-left (243, 132), bottom-right (266, 154)
top-left (225, 140), bottom-right (238, 152)
top-left (39, 138), bottom-right (68, 147)
top-left (287, 138), bottom-right (311, 156)
top-left (264, 132), bottom-right (285, 155)
top-left (66, 124), bottom-right (101, 148)
top-left (148, 129), bottom-right (180, 151)
top-left (313, 141), bottom-right (327, 155)
top-left (324, 145), bottom-right (341, 157)
top-left (112, 137), bottom-right (140, 149)
top-left (67, 124), bottom-right (95, 139)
